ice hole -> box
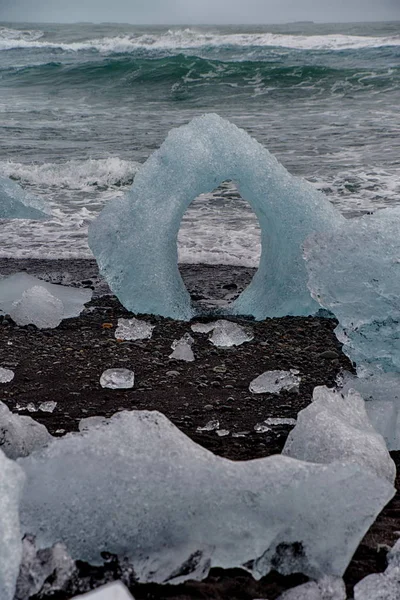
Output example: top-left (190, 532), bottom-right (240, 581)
top-left (177, 180), bottom-right (261, 311)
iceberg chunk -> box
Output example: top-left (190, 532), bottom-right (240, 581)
top-left (115, 317), bottom-right (155, 341)
top-left (0, 176), bottom-right (49, 220)
top-left (282, 386), bottom-right (395, 484)
top-left (277, 576), bottom-right (346, 600)
top-left (100, 369), bottom-right (135, 389)
top-left (169, 333), bottom-right (195, 361)
top-left (0, 449), bottom-right (25, 600)
top-left (73, 582), bottom-right (135, 599)
top-left (209, 320), bottom-right (254, 348)
top-left (250, 370), bottom-right (301, 394)
top-left (0, 273), bottom-right (92, 324)
top-left (18, 410), bottom-right (394, 584)
top-left (89, 114), bottom-right (342, 320)
top-left (11, 286), bottom-right (64, 329)
top-left (0, 367), bottom-right (14, 383)
top-left (0, 400), bottom-right (52, 459)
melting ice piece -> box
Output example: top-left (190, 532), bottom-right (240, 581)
top-left (0, 273), bottom-right (92, 323)
top-left (100, 369), bottom-right (134, 390)
top-left (73, 582), bottom-right (135, 599)
top-left (277, 576), bottom-right (346, 600)
top-left (0, 176), bottom-right (49, 220)
top-left (254, 423), bottom-right (271, 434)
top-left (282, 386), bottom-right (395, 484)
top-left (304, 206), bottom-right (400, 373)
top-left (115, 317), bottom-right (155, 341)
top-left (264, 417), bottom-right (297, 426)
top-left (169, 333), bottom-right (195, 362)
top-left (0, 401), bottom-right (52, 459)
top-left (39, 401), bottom-right (57, 413)
top-left (197, 420), bottom-right (220, 432)
top-left (89, 114), bottom-right (342, 321)
top-left (11, 286), bottom-right (64, 329)
top-left (0, 449), bottom-right (25, 600)
top-left (15, 535), bottom-right (75, 600)
top-left (353, 538), bottom-right (400, 599)
top-left (191, 322), bottom-right (217, 334)
top-left (18, 410), bottom-right (395, 584)
top-left (0, 367), bottom-right (14, 383)
top-left (209, 320), bottom-right (254, 348)
top-left (250, 370), bottom-right (301, 394)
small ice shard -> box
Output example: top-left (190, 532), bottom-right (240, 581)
top-left (278, 576), bottom-right (346, 600)
top-left (169, 333), bottom-right (195, 362)
top-left (115, 317), bottom-right (155, 341)
top-left (232, 431), bottom-right (249, 438)
top-left (11, 286), bottom-right (64, 329)
top-left (0, 367), bottom-right (14, 383)
top-left (282, 386), bottom-right (396, 484)
top-left (39, 401), bottom-right (57, 413)
top-left (197, 419), bottom-right (220, 432)
top-left (73, 582), bottom-right (135, 599)
top-left (0, 176), bottom-right (49, 220)
top-left (100, 369), bottom-right (134, 390)
top-left (0, 449), bottom-right (25, 600)
top-left (0, 273), bottom-right (92, 323)
top-left (216, 429), bottom-right (230, 437)
top-left (353, 538), bottom-right (400, 599)
top-left (209, 320), bottom-right (254, 348)
top-left (88, 113), bottom-right (342, 321)
top-left (191, 322), bottom-right (217, 334)
top-left (18, 410), bottom-right (395, 584)
top-left (254, 423), bottom-right (271, 434)
top-left (26, 403), bottom-right (37, 413)
top-left (264, 418), bottom-right (297, 426)
top-left (0, 400), bottom-right (52, 459)
top-left (15, 535), bottom-right (76, 600)
top-left (250, 370), bottom-right (301, 394)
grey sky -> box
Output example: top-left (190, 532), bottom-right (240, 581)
top-left (0, 0), bottom-right (399, 24)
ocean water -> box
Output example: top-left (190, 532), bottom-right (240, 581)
top-left (0, 20), bottom-right (399, 266)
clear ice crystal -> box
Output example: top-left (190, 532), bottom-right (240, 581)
top-left (89, 114), bottom-right (342, 320)
top-left (0, 367), bottom-right (14, 383)
top-left (197, 419), bottom-right (220, 432)
top-left (73, 582), bottom-right (135, 599)
top-left (209, 320), bottom-right (254, 348)
top-left (169, 333), bottom-right (195, 362)
top-left (100, 369), bottom-right (135, 390)
top-left (0, 449), bottom-right (25, 600)
top-left (278, 576), bottom-right (346, 600)
top-left (191, 322), bottom-right (217, 334)
top-left (254, 423), bottom-right (272, 433)
top-left (0, 400), bottom-right (52, 460)
top-left (249, 370), bottom-right (301, 394)
top-left (0, 273), bottom-right (92, 326)
top-left (39, 401), bottom-right (57, 413)
top-left (11, 286), bottom-right (64, 329)
top-left (115, 317), bottom-right (155, 341)
top-left (0, 176), bottom-right (49, 220)
top-left (282, 386), bottom-right (396, 484)
top-left (17, 410), bottom-right (395, 584)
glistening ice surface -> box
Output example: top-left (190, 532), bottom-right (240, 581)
top-left (17, 410), bottom-right (394, 584)
top-left (89, 114), bottom-right (343, 320)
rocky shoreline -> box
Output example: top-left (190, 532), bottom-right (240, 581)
top-left (0, 258), bottom-right (399, 599)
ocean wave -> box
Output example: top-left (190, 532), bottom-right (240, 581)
top-left (1, 29), bottom-right (400, 53)
top-left (0, 26), bottom-right (43, 42)
top-left (0, 158), bottom-right (141, 190)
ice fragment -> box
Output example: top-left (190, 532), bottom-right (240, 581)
top-left (353, 538), bottom-right (400, 599)
top-left (264, 418), bottom-right (297, 426)
top-left (0, 367), bottom-right (14, 383)
top-left (197, 419), bottom-right (219, 432)
top-left (11, 286), bottom-right (64, 329)
top-left (278, 576), bottom-right (346, 600)
top-left (191, 322), bottom-right (217, 333)
top-left (254, 424), bottom-right (272, 434)
top-left (89, 114), bottom-right (342, 320)
top-left (216, 429), bottom-right (230, 437)
top-left (169, 333), bottom-right (195, 362)
top-left (100, 369), bottom-right (135, 390)
top-left (73, 582), bottom-right (135, 599)
top-left (250, 370), bottom-right (301, 394)
top-left (0, 176), bottom-right (49, 220)
top-left (0, 401), bottom-right (52, 459)
top-left (115, 317), bottom-right (155, 341)
top-left (209, 320), bottom-right (254, 348)
top-left (39, 401), bottom-right (57, 413)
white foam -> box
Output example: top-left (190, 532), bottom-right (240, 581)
top-left (1, 30), bottom-right (399, 53)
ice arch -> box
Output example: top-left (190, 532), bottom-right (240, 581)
top-left (89, 114), bottom-right (343, 320)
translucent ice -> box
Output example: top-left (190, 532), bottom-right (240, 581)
top-left (191, 322), bottom-right (217, 334)
top-left (11, 286), bottom-right (64, 329)
top-left (39, 401), bottom-right (57, 413)
top-left (0, 367), bottom-right (14, 383)
top-left (73, 582), bottom-right (135, 599)
top-left (169, 333), bottom-right (195, 361)
top-left (115, 317), bottom-right (155, 341)
top-left (353, 538), bottom-right (400, 600)
top-left (305, 206), bottom-right (400, 373)
top-left (278, 576), bottom-right (346, 600)
top-left (100, 369), bottom-right (135, 389)
top-left (0, 176), bottom-right (48, 220)
top-left (0, 273), bottom-right (92, 325)
top-left (18, 411), bottom-right (395, 583)
top-left (282, 386), bottom-right (395, 484)
top-left (0, 449), bottom-right (25, 600)
top-left (89, 114), bottom-right (342, 320)
top-left (209, 320), bottom-right (254, 348)
top-left (0, 400), bottom-right (52, 459)
top-left (250, 370), bottom-right (301, 394)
